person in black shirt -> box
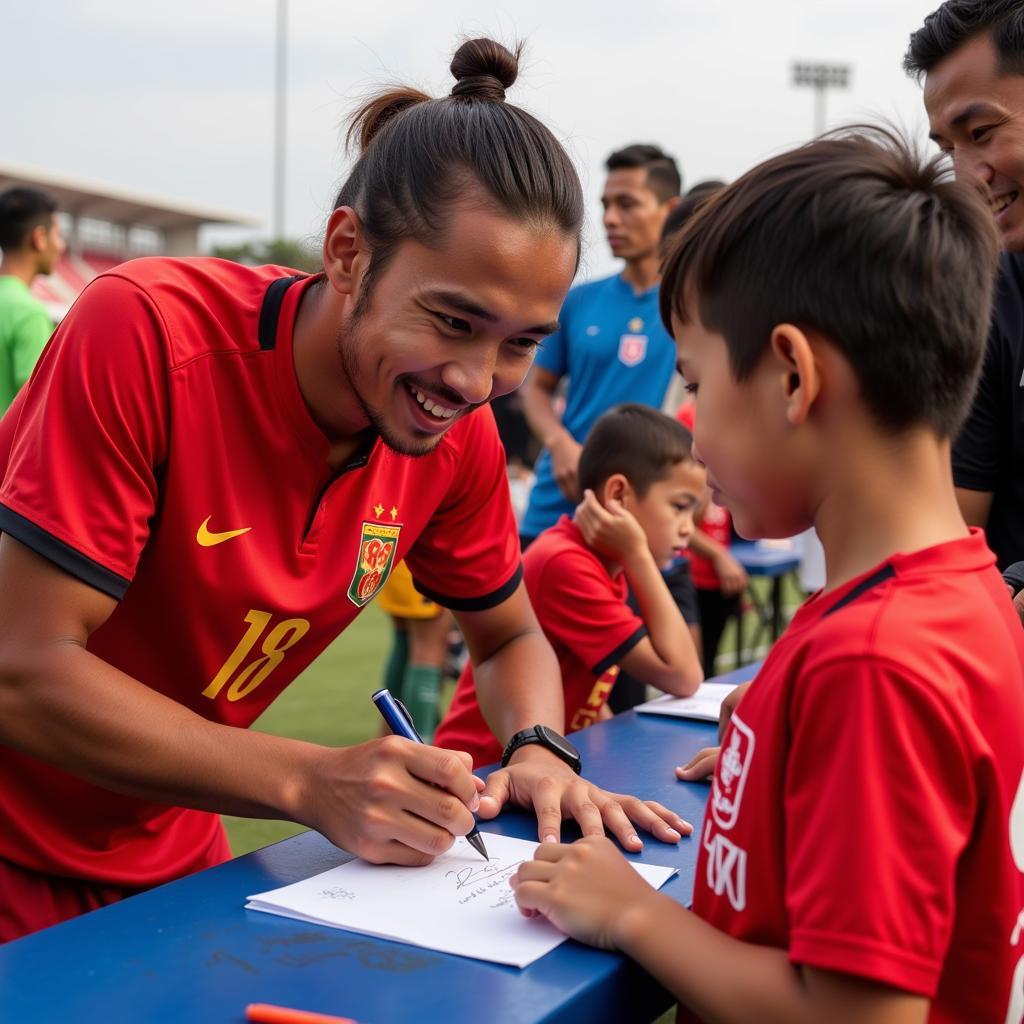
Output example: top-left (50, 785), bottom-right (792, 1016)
top-left (907, 2), bottom-right (1024, 593)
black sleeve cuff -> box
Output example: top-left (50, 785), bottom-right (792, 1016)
top-left (0, 504), bottom-right (130, 600)
top-left (951, 467), bottom-right (997, 491)
top-left (592, 624), bottom-right (649, 677)
top-left (414, 562), bottom-right (523, 612)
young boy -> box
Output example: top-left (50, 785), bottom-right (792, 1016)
top-left (435, 404), bottom-right (705, 768)
top-left (509, 129), bottom-right (1024, 1023)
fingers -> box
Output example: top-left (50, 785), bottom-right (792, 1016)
top-left (477, 769), bottom-right (511, 820)
top-left (676, 746), bottom-right (719, 781)
top-left (402, 739), bottom-right (479, 808)
top-left (532, 774), bottom-right (566, 845)
top-left (608, 794), bottom-right (691, 843)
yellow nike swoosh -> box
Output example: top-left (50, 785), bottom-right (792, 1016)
top-left (196, 516), bottom-right (252, 547)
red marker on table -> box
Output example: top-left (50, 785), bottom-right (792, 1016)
top-left (245, 1003), bottom-right (359, 1024)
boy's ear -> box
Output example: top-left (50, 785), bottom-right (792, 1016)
top-left (28, 224), bottom-right (48, 254)
top-left (323, 206), bottom-right (371, 298)
top-left (600, 473), bottom-right (633, 506)
top-left (769, 323), bottom-right (820, 426)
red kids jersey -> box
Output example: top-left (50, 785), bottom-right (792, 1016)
top-left (0, 259), bottom-right (522, 886)
top-left (435, 515), bottom-right (647, 767)
top-left (689, 531), bottom-right (1024, 1023)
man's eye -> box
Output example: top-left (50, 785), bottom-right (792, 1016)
top-left (509, 337), bottom-right (541, 354)
top-left (684, 382), bottom-right (699, 395)
top-left (435, 313), bottom-right (471, 332)
top-left (972, 125), bottom-right (994, 142)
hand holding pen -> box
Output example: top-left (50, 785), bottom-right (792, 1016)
top-left (372, 688), bottom-right (489, 861)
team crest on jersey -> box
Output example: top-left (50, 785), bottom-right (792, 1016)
top-left (618, 333), bottom-right (648, 367)
top-left (348, 522), bottom-right (401, 607)
top-left (711, 713), bottom-right (755, 830)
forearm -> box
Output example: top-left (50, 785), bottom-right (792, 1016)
top-left (0, 641), bottom-right (318, 822)
top-left (471, 627), bottom-right (565, 742)
top-left (521, 378), bottom-right (569, 448)
top-left (686, 528), bottom-right (728, 560)
top-left (616, 894), bottom-right (820, 1024)
top-left (624, 550), bottom-right (703, 694)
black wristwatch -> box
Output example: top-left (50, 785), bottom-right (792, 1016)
top-left (501, 724), bottom-right (582, 774)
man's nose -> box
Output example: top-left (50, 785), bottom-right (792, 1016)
top-left (441, 347), bottom-right (499, 406)
top-left (954, 149), bottom-right (995, 190)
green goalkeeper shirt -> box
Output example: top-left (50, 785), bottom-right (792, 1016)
top-left (0, 276), bottom-right (53, 412)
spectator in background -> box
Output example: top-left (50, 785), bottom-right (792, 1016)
top-left (519, 143), bottom-right (682, 548)
top-left (0, 187), bottom-right (64, 413)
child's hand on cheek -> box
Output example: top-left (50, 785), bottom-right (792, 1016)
top-left (509, 836), bottom-right (662, 950)
top-left (574, 490), bottom-right (647, 564)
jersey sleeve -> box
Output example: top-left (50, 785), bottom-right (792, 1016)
top-left (0, 274), bottom-right (169, 598)
top-left (952, 314), bottom-right (1009, 492)
top-left (405, 406), bottom-right (522, 611)
top-left (9, 307), bottom-right (53, 390)
top-left (532, 550), bottom-right (647, 675)
top-left (783, 656), bottom-right (975, 997)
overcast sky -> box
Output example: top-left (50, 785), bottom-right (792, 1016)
top-left (7, 0), bottom-right (942, 281)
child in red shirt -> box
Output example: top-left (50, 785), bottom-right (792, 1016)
top-left (435, 403), bottom-right (705, 767)
top-left (510, 129), bottom-right (1024, 1023)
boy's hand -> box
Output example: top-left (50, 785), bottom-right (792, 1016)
top-left (712, 548), bottom-right (749, 597)
top-left (477, 745), bottom-right (692, 850)
top-left (574, 489), bottom-right (647, 563)
top-left (510, 836), bottom-right (663, 950)
top-left (719, 681), bottom-right (751, 740)
top-left (675, 745), bottom-right (720, 781)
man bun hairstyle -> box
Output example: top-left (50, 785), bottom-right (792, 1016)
top-left (660, 126), bottom-right (1000, 439)
top-left (336, 37), bottom-right (584, 294)
top-left (0, 186), bottom-right (58, 252)
top-left (605, 143), bottom-right (682, 202)
top-left (578, 404), bottom-right (695, 500)
top-left (905, 0), bottom-right (1024, 79)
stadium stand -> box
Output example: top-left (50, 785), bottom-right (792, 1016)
top-left (0, 160), bottom-right (260, 321)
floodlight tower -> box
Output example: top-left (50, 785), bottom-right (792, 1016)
top-left (273, 0), bottom-right (288, 241)
top-left (792, 62), bottom-right (851, 137)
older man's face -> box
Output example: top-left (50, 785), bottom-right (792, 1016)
top-left (925, 32), bottom-right (1024, 252)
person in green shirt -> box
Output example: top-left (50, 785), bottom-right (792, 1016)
top-left (0, 187), bottom-right (65, 412)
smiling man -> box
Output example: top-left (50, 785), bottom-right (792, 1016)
top-left (0, 39), bottom-right (689, 943)
top-left (908, 2), bottom-right (1024, 576)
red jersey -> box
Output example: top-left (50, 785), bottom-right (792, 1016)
top-left (676, 401), bottom-right (731, 590)
top-left (689, 532), bottom-right (1024, 1023)
top-left (0, 259), bottom-right (522, 886)
top-left (435, 516), bottom-right (646, 767)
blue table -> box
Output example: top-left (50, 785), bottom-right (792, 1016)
top-left (0, 668), bottom-right (758, 1024)
top-left (730, 541), bottom-right (801, 666)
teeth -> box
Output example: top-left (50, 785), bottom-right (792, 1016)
top-left (409, 384), bottom-right (457, 420)
top-left (994, 192), bottom-right (1018, 214)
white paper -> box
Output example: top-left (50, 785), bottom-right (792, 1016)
top-left (245, 831), bottom-right (676, 968)
top-left (635, 681), bottom-right (738, 721)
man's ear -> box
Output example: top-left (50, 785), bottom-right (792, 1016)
top-left (28, 224), bottom-right (48, 255)
top-left (322, 206), bottom-right (370, 298)
top-left (769, 323), bottom-right (820, 426)
top-left (600, 473), bottom-right (633, 507)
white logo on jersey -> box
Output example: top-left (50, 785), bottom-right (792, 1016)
top-left (703, 820), bottom-right (748, 912)
top-left (586, 325), bottom-right (600, 336)
top-left (711, 713), bottom-right (755, 830)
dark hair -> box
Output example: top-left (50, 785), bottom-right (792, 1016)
top-left (905, 0), bottom-right (1024, 78)
top-left (335, 38), bottom-right (583, 295)
top-left (578, 404), bottom-right (695, 499)
top-left (660, 126), bottom-right (999, 438)
top-left (605, 144), bottom-right (682, 202)
top-left (0, 187), bottom-right (58, 251)
top-left (661, 180), bottom-right (726, 243)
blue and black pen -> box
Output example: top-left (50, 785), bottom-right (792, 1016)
top-left (371, 687), bottom-right (489, 861)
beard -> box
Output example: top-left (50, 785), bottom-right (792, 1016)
top-left (335, 309), bottom-right (471, 459)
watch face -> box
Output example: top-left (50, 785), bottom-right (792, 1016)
top-left (535, 724), bottom-right (579, 760)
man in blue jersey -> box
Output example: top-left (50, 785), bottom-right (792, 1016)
top-left (520, 144), bottom-right (681, 546)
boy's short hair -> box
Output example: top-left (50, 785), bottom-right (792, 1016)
top-left (605, 144), bottom-right (682, 202)
top-left (578, 403), bottom-right (695, 498)
top-left (659, 127), bottom-right (999, 438)
top-left (661, 181), bottom-right (725, 244)
top-left (904, 0), bottom-right (1024, 79)
top-left (0, 187), bottom-right (58, 252)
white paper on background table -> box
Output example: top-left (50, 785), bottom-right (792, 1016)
top-left (635, 681), bottom-right (738, 721)
top-left (245, 831), bottom-right (676, 968)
